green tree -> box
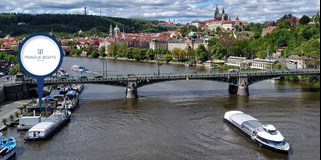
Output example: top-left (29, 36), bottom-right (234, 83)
top-left (195, 44), bottom-right (209, 62)
top-left (299, 15), bottom-right (310, 25)
top-left (117, 43), bottom-right (128, 57)
top-left (179, 26), bottom-right (189, 37)
top-left (277, 19), bottom-right (291, 29)
top-left (126, 47), bottom-right (133, 59)
top-left (132, 48), bottom-right (144, 61)
top-left (235, 25), bottom-right (240, 31)
top-left (257, 50), bottom-right (267, 59)
top-left (99, 46), bottom-right (106, 57)
top-left (10, 64), bottom-right (20, 75)
top-left (171, 48), bottom-right (181, 59)
top-left (86, 45), bottom-right (94, 57)
top-left (216, 27), bottom-right (222, 34)
top-left (164, 54), bottom-right (172, 63)
top-left (186, 47), bottom-right (194, 59)
top-left (107, 43), bottom-right (118, 57)
top-left (146, 49), bottom-right (155, 60)
top-left (91, 50), bottom-right (99, 58)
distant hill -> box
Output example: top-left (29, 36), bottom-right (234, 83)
top-left (0, 13), bottom-right (169, 38)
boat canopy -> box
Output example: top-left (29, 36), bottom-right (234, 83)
top-left (28, 122), bottom-right (54, 132)
top-left (242, 120), bottom-right (263, 130)
top-left (230, 113), bottom-right (258, 126)
top-left (66, 90), bottom-right (77, 97)
top-left (44, 96), bottom-right (54, 100)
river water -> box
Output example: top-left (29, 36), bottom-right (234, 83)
top-left (4, 57), bottom-right (320, 160)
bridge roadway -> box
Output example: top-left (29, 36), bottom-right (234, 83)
top-left (24, 69), bottom-right (320, 98)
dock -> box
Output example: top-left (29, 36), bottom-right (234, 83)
top-left (0, 99), bottom-right (31, 131)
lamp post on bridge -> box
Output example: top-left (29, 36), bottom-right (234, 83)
top-left (105, 59), bottom-right (108, 78)
top-left (101, 60), bottom-right (107, 78)
top-left (157, 57), bottom-right (160, 76)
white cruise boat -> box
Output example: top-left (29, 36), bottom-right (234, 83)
top-left (24, 109), bottom-right (71, 141)
top-left (223, 111), bottom-right (290, 154)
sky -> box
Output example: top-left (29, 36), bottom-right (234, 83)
top-left (0, 0), bottom-right (320, 23)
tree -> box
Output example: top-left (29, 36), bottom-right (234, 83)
top-left (178, 49), bottom-right (187, 60)
top-left (179, 26), bottom-right (189, 37)
top-left (216, 27), bottom-right (222, 34)
top-left (107, 43), bottom-right (118, 57)
top-left (86, 45), bottom-right (94, 57)
top-left (195, 44), bottom-right (209, 62)
top-left (146, 49), bottom-right (155, 60)
top-left (132, 48), bottom-right (144, 61)
top-left (91, 50), bottom-right (99, 58)
top-left (235, 25), bottom-right (240, 32)
top-left (126, 47), bottom-right (134, 59)
top-left (257, 50), bottom-right (267, 59)
top-left (117, 43), bottom-right (128, 57)
top-left (171, 48), bottom-right (181, 59)
top-left (299, 15), bottom-right (310, 25)
top-left (186, 47), bottom-right (194, 59)
top-left (277, 19), bottom-right (291, 29)
top-left (10, 64), bottom-right (20, 75)
top-left (99, 46), bottom-right (106, 57)
top-left (164, 54), bottom-right (172, 63)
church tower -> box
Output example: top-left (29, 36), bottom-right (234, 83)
top-left (122, 28), bottom-right (126, 39)
top-left (214, 4), bottom-right (219, 20)
top-left (109, 25), bottom-right (113, 37)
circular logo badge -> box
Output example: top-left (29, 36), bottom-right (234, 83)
top-left (18, 33), bottom-right (63, 78)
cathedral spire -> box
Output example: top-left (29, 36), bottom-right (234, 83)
top-left (109, 25), bottom-right (113, 37)
top-left (222, 8), bottom-right (225, 14)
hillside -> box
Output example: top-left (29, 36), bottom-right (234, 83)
top-left (0, 13), bottom-right (168, 38)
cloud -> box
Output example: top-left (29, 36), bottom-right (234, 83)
top-left (0, 0), bottom-right (319, 23)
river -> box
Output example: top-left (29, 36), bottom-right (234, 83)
top-left (4, 57), bottom-right (320, 160)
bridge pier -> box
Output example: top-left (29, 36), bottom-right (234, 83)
top-left (228, 85), bottom-right (238, 94)
top-left (228, 73), bottom-right (249, 96)
top-left (237, 81), bottom-right (249, 96)
top-left (126, 75), bottom-right (138, 99)
top-left (237, 73), bottom-right (249, 96)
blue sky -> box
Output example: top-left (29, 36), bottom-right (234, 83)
top-left (0, 0), bottom-right (319, 23)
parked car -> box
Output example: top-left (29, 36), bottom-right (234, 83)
top-left (78, 76), bottom-right (88, 79)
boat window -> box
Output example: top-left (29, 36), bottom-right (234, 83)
top-left (266, 140), bottom-right (285, 146)
top-left (264, 128), bottom-right (277, 135)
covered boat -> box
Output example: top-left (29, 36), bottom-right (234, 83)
top-left (0, 133), bottom-right (16, 160)
top-left (64, 90), bottom-right (79, 111)
top-left (223, 111), bottom-right (290, 154)
top-left (24, 109), bottom-right (71, 141)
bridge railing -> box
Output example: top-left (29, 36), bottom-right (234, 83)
top-left (26, 68), bottom-right (320, 84)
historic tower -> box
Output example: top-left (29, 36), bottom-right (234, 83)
top-left (109, 25), bottom-right (113, 37)
top-left (214, 4), bottom-right (229, 21)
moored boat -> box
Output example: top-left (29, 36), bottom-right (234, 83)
top-left (64, 90), bottom-right (79, 111)
top-left (59, 85), bottom-right (71, 95)
top-left (71, 65), bottom-right (88, 73)
top-left (71, 84), bottom-right (84, 93)
top-left (24, 109), bottom-right (71, 141)
top-left (0, 134), bottom-right (16, 160)
top-left (17, 115), bottom-right (41, 131)
top-left (223, 111), bottom-right (290, 154)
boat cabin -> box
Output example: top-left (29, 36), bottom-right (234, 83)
top-left (27, 122), bottom-right (54, 139)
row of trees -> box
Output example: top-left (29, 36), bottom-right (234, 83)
top-left (0, 13), bottom-right (169, 38)
top-left (0, 52), bottom-right (17, 62)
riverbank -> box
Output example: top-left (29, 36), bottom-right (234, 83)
top-left (0, 99), bottom-right (31, 131)
top-left (68, 55), bottom-right (191, 66)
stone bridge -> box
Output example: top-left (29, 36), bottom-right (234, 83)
top-left (22, 69), bottom-right (320, 98)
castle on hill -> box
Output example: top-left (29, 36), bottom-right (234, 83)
top-left (214, 4), bottom-right (229, 21)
